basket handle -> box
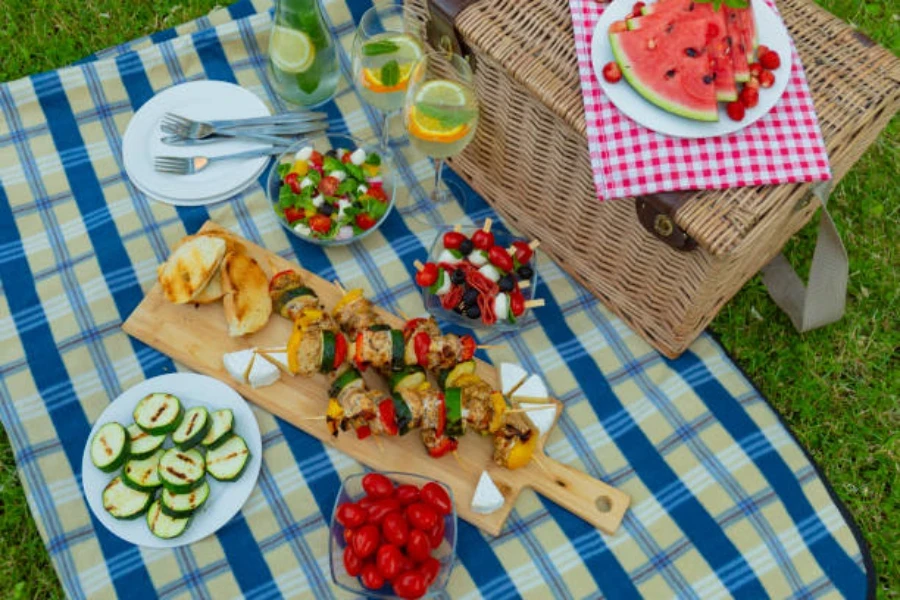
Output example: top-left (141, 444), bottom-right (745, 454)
top-left (426, 0), bottom-right (479, 61)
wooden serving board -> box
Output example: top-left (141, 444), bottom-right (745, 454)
top-left (123, 222), bottom-right (629, 536)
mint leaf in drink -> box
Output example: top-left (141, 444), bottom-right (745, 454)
top-left (381, 60), bottom-right (400, 88)
top-left (415, 104), bottom-right (477, 128)
top-left (362, 40), bottom-right (400, 56)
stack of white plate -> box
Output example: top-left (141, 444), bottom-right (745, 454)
top-left (123, 81), bottom-right (275, 206)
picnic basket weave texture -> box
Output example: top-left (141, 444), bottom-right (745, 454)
top-left (407, 0), bottom-right (900, 357)
top-left (0, 0), bottom-right (874, 598)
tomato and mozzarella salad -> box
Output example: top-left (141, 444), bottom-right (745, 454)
top-left (415, 223), bottom-right (538, 326)
top-left (274, 145), bottom-right (390, 241)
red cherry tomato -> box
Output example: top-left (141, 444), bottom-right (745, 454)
top-left (343, 546), bottom-right (363, 577)
top-left (415, 263), bottom-right (439, 287)
top-left (419, 557), bottom-right (441, 585)
top-left (375, 543), bottom-right (404, 581)
top-left (357, 496), bottom-right (376, 511)
top-left (382, 512), bottom-right (410, 546)
top-left (442, 231), bottom-right (466, 250)
top-left (510, 290), bottom-right (525, 317)
top-left (471, 229), bottom-right (494, 251)
top-left (318, 175), bottom-right (339, 196)
top-left (309, 150), bottom-right (324, 166)
top-left (308, 214), bottom-right (332, 234)
top-left (362, 473), bottom-right (395, 499)
top-left (726, 101), bottom-right (746, 122)
top-left (488, 246), bottom-right (514, 272)
top-left (460, 335), bottom-right (476, 361)
top-left (406, 503), bottom-right (439, 531)
top-left (420, 482), bottom-right (452, 516)
top-left (283, 206), bottom-right (305, 224)
top-left (352, 524), bottom-right (380, 559)
top-left (749, 62), bottom-right (763, 78)
top-left (355, 213), bottom-right (377, 230)
top-left (284, 172), bottom-right (302, 194)
top-left (360, 563), bottom-right (385, 590)
top-left (759, 49), bottom-right (780, 70)
top-left (393, 570), bottom-right (428, 599)
top-left (511, 241), bottom-right (533, 265)
top-left (395, 484), bottom-right (421, 505)
top-left (602, 61), bottom-right (622, 84)
top-left (336, 502), bottom-right (367, 528)
top-left (367, 185), bottom-right (388, 202)
top-left (739, 86), bottom-right (759, 109)
top-left (758, 70), bottom-right (775, 89)
top-left (406, 529), bottom-right (431, 562)
top-left (341, 152), bottom-right (352, 164)
top-left (426, 516), bottom-right (445, 549)
top-left (367, 498), bottom-right (401, 525)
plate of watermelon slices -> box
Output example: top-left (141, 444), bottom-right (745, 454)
top-left (590, 0), bottom-right (792, 138)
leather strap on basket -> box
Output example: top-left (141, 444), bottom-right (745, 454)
top-left (761, 182), bottom-right (848, 331)
top-left (426, 0), bottom-right (477, 58)
top-left (635, 192), bottom-right (697, 251)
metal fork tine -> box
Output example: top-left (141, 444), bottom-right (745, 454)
top-left (163, 113), bottom-right (192, 125)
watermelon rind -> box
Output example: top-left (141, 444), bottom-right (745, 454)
top-left (609, 33), bottom-right (719, 122)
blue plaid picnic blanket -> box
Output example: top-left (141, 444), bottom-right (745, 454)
top-left (0, 0), bottom-right (874, 598)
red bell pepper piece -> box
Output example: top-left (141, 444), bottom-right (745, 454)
top-left (378, 399), bottom-right (399, 436)
top-left (356, 425), bottom-right (371, 440)
top-left (427, 436), bottom-right (457, 458)
top-left (334, 332), bottom-right (348, 370)
top-left (414, 332), bottom-right (431, 367)
top-left (355, 332), bottom-right (367, 371)
top-left (460, 335), bottom-right (476, 361)
top-left (403, 318), bottom-right (425, 341)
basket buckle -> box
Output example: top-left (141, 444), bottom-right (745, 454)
top-left (426, 0), bottom-right (476, 67)
top-left (636, 192), bottom-right (697, 251)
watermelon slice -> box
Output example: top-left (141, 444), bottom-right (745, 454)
top-left (609, 18), bottom-right (719, 122)
top-left (628, 3), bottom-right (737, 102)
top-left (723, 8), bottom-right (751, 81)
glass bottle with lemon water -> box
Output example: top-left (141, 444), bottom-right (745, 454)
top-left (268, 0), bottom-right (340, 107)
top-left (352, 5), bottom-right (424, 147)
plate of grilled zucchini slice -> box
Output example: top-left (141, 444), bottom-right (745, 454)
top-left (81, 373), bottom-right (262, 547)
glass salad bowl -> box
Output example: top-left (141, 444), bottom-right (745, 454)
top-left (329, 471), bottom-right (457, 599)
top-left (266, 133), bottom-right (396, 247)
top-left (421, 226), bottom-right (540, 332)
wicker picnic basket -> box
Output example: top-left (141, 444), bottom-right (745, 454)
top-left (406, 0), bottom-right (900, 357)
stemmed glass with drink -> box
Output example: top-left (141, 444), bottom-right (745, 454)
top-left (352, 4), bottom-right (424, 148)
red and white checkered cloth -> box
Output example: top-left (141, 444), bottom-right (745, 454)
top-left (569, 0), bottom-right (831, 200)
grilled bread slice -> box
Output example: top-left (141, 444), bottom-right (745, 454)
top-left (158, 235), bottom-right (227, 304)
top-left (222, 252), bottom-right (272, 336)
top-left (181, 232), bottom-right (247, 304)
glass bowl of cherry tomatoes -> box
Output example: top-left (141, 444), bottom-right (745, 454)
top-left (415, 223), bottom-right (540, 332)
top-left (329, 471), bottom-right (457, 599)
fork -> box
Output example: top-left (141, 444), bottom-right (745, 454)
top-left (159, 121), bottom-right (328, 146)
top-left (154, 148), bottom-right (286, 175)
top-left (198, 111), bottom-right (328, 129)
top-left (160, 115), bottom-right (291, 145)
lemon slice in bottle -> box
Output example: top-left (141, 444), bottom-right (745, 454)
top-left (270, 26), bottom-right (315, 74)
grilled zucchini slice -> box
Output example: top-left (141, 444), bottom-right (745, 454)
top-left (90, 422), bottom-right (129, 473)
top-left (320, 330), bottom-right (337, 374)
top-left (206, 435), bottom-right (250, 482)
top-left (438, 360), bottom-right (477, 390)
top-left (133, 393), bottom-right (184, 435)
top-left (102, 476), bottom-right (153, 519)
top-left (390, 329), bottom-right (405, 372)
top-left (160, 480), bottom-right (210, 518)
top-left (158, 448), bottom-right (206, 493)
top-left (146, 499), bottom-right (190, 539)
top-left (122, 448), bottom-right (164, 492)
top-left (126, 423), bottom-right (166, 459)
top-left (389, 366), bottom-right (427, 392)
top-left (172, 406), bottom-right (211, 450)
top-left (201, 409), bottom-right (234, 450)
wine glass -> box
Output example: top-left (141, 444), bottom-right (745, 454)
top-left (403, 50), bottom-right (479, 223)
top-left (351, 3), bottom-right (424, 149)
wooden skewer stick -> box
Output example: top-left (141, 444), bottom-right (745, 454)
top-left (452, 451), bottom-right (478, 477)
top-left (453, 224), bottom-right (463, 233)
top-left (396, 308), bottom-right (410, 321)
top-left (482, 217), bottom-right (493, 233)
top-left (506, 404), bottom-right (555, 413)
top-left (333, 280), bottom-right (346, 294)
top-left (529, 240), bottom-right (541, 250)
top-left (476, 344), bottom-right (502, 350)
top-left (518, 280), bottom-right (531, 290)
top-left (413, 260), bottom-right (425, 271)
top-left (524, 299), bottom-right (545, 309)
top-left (256, 346), bottom-right (288, 354)
top-left (297, 415), bottom-right (327, 421)
top-left (531, 454), bottom-right (555, 478)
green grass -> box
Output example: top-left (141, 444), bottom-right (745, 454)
top-left (0, 0), bottom-right (897, 598)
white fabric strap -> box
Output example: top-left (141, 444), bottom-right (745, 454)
top-left (761, 182), bottom-right (848, 331)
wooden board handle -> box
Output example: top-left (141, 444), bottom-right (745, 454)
top-left (529, 455), bottom-right (630, 535)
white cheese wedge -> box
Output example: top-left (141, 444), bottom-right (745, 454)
top-left (295, 146), bottom-right (313, 161)
top-left (350, 148), bottom-right (367, 165)
top-left (312, 194), bottom-right (325, 207)
top-left (247, 352), bottom-right (280, 388)
top-left (524, 404), bottom-right (557, 437)
top-left (494, 294), bottom-right (510, 321)
top-left (223, 349), bottom-right (256, 384)
top-left (499, 363), bottom-right (529, 395)
top-left (471, 471), bottom-right (505, 515)
top-left (256, 349), bottom-right (291, 373)
top-left (511, 373), bottom-right (549, 402)
top-left (300, 176), bottom-right (314, 189)
top-left (337, 199), bottom-right (352, 220)
top-left (293, 223), bottom-right (312, 237)
top-left (356, 184), bottom-right (369, 195)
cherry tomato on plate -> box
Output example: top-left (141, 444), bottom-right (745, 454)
top-left (488, 246), bottom-right (514, 272)
top-left (726, 101), bottom-right (746, 122)
top-left (748, 62), bottom-right (763, 78)
top-left (283, 206), bottom-right (305, 224)
top-left (336, 502), bottom-right (367, 528)
top-left (357, 496), bottom-right (376, 511)
top-left (308, 214), bottom-right (332, 234)
top-left (471, 229), bottom-right (494, 251)
top-left (511, 240), bottom-right (533, 265)
top-left (510, 289), bottom-right (525, 317)
top-left (426, 516), bottom-right (445, 549)
top-left (395, 484), bottom-right (420, 505)
top-left (362, 473), bottom-right (395, 499)
top-left (759, 49), bottom-right (780, 70)
top-left (367, 498), bottom-right (401, 525)
top-left (420, 557), bottom-right (441, 586)
top-left (376, 543), bottom-right (404, 581)
top-left (406, 529), bottom-right (432, 562)
top-left (318, 175), bottom-right (340, 196)
top-left (309, 150), bottom-right (324, 166)
top-left (367, 186), bottom-right (388, 202)
top-left (415, 263), bottom-right (439, 287)
top-left (284, 172), bottom-right (302, 194)
top-left (393, 570), bottom-right (428, 599)
top-left (355, 213), bottom-right (377, 230)
top-left (360, 563), bottom-right (385, 590)
top-left (343, 546), bottom-right (363, 577)
top-left (442, 231), bottom-right (466, 250)
top-left (739, 86), bottom-right (759, 109)
top-left (406, 503), bottom-right (439, 531)
top-left (352, 524), bottom-right (380, 559)
top-left (602, 61), bottom-right (622, 84)
top-left (420, 482), bottom-right (452, 516)
top-left (382, 511), bottom-right (409, 546)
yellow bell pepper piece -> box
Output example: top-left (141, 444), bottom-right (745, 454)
top-left (326, 398), bottom-right (344, 420)
top-left (363, 164), bottom-right (379, 176)
top-left (488, 392), bottom-right (507, 433)
top-left (453, 373), bottom-right (482, 389)
top-left (416, 381), bottom-right (432, 392)
top-left (286, 326), bottom-right (303, 374)
top-left (505, 433), bottom-right (538, 470)
top-left (334, 288), bottom-right (364, 314)
top-left (289, 160), bottom-right (309, 177)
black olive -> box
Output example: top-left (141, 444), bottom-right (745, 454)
top-left (463, 287), bottom-right (479, 305)
top-left (466, 304), bottom-right (482, 320)
top-left (685, 48), bottom-right (698, 58)
top-left (451, 269), bottom-right (466, 285)
top-left (319, 203), bottom-right (335, 216)
top-left (517, 265), bottom-right (534, 280)
top-left (325, 149), bottom-right (338, 158)
top-left (498, 275), bottom-right (515, 293)
top-left (459, 239), bottom-right (474, 256)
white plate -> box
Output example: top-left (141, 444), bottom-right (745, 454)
top-left (590, 0), bottom-right (792, 138)
top-left (123, 81), bottom-right (272, 205)
top-left (81, 373), bottom-right (263, 548)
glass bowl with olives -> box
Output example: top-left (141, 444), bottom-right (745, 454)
top-left (417, 224), bottom-right (540, 332)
